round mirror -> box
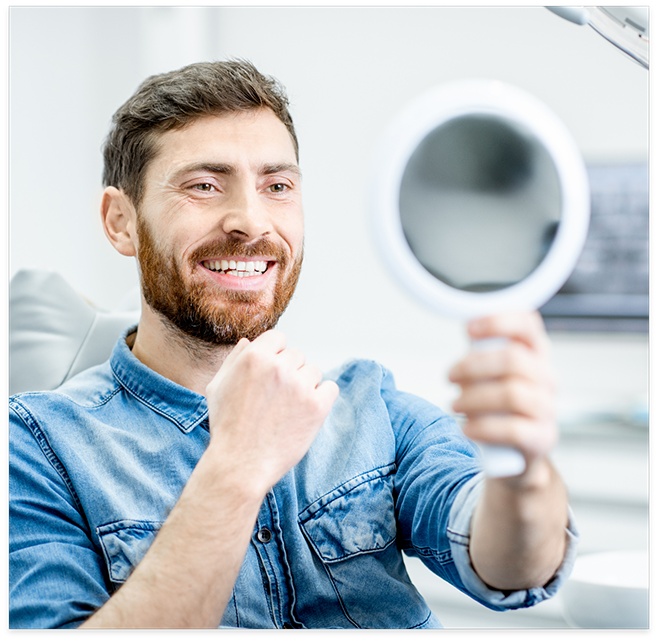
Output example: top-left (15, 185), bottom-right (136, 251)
top-left (371, 80), bottom-right (590, 320)
top-left (369, 80), bottom-right (590, 477)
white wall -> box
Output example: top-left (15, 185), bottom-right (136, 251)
top-left (9, 5), bottom-right (649, 412)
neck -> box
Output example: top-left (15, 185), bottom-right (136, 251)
top-left (130, 302), bottom-right (235, 396)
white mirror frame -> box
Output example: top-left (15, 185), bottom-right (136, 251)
top-left (370, 79), bottom-right (591, 319)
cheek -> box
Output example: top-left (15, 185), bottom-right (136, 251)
top-left (137, 222), bottom-right (186, 276)
top-left (292, 232), bottom-right (304, 259)
top-left (282, 214), bottom-right (304, 259)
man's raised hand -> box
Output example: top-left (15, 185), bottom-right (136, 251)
top-left (205, 330), bottom-right (339, 496)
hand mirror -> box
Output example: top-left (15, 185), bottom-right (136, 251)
top-left (370, 80), bottom-right (590, 477)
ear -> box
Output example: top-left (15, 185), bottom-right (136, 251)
top-left (101, 187), bottom-right (138, 257)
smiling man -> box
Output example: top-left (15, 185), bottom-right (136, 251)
top-left (102, 106), bottom-right (306, 390)
top-left (9, 60), bottom-right (578, 629)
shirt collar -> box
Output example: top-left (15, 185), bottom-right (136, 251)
top-left (110, 325), bottom-right (209, 434)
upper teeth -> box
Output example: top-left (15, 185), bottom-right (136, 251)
top-left (203, 259), bottom-right (268, 276)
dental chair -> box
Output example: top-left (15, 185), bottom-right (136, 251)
top-left (9, 269), bottom-right (140, 396)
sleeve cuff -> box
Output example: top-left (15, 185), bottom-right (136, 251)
top-left (447, 471), bottom-right (580, 609)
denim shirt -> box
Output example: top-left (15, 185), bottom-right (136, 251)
top-left (9, 327), bottom-right (579, 629)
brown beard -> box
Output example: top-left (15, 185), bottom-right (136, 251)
top-left (136, 216), bottom-right (302, 346)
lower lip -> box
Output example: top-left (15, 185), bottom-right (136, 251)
top-left (199, 263), bottom-right (276, 291)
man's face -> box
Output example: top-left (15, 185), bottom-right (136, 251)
top-left (134, 109), bottom-right (304, 345)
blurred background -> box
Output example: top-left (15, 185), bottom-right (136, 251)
top-left (8, 5), bottom-right (650, 629)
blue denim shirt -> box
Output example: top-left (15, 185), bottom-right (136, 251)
top-left (9, 327), bottom-right (578, 629)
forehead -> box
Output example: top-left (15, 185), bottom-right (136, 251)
top-left (148, 108), bottom-right (298, 175)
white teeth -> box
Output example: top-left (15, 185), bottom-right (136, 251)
top-left (203, 259), bottom-right (269, 276)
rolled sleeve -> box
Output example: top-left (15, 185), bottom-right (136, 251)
top-left (448, 471), bottom-right (580, 610)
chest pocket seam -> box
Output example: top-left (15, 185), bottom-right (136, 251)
top-left (298, 463), bottom-right (398, 563)
top-left (97, 519), bottom-right (163, 585)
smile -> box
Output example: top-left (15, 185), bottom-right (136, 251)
top-left (202, 259), bottom-right (269, 277)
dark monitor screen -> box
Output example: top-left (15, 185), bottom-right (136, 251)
top-left (540, 163), bottom-right (649, 332)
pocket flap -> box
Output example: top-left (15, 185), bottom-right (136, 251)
top-left (97, 519), bottom-right (163, 584)
top-left (299, 465), bottom-right (397, 563)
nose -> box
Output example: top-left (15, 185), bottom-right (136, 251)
top-left (220, 182), bottom-right (274, 240)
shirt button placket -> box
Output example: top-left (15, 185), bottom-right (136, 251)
top-left (254, 518), bottom-right (282, 626)
top-left (254, 490), bottom-right (297, 629)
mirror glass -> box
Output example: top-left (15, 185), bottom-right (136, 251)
top-left (399, 114), bottom-right (562, 293)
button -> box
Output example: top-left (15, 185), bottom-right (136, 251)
top-left (283, 623), bottom-right (294, 629)
top-left (257, 528), bottom-right (272, 543)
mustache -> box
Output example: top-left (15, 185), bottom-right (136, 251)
top-left (188, 236), bottom-right (290, 265)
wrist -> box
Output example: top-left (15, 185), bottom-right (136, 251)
top-left (496, 456), bottom-right (554, 493)
top-left (484, 457), bottom-right (567, 526)
top-left (196, 438), bottom-right (271, 506)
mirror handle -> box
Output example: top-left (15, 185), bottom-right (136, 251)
top-left (470, 337), bottom-right (527, 478)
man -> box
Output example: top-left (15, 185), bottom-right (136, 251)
top-left (9, 60), bottom-right (578, 629)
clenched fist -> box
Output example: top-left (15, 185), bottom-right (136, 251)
top-left (205, 330), bottom-right (339, 496)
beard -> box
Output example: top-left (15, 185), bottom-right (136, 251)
top-left (136, 217), bottom-right (302, 346)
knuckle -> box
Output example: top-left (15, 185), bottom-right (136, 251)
top-left (327, 380), bottom-right (340, 399)
top-left (273, 359), bottom-right (292, 383)
top-left (513, 381), bottom-right (540, 416)
top-left (540, 390), bottom-right (557, 420)
top-left (503, 380), bottom-right (523, 409)
top-left (306, 363), bottom-right (322, 381)
top-left (510, 416), bottom-right (528, 445)
top-left (310, 394), bottom-right (325, 415)
top-left (506, 343), bottom-right (525, 369)
top-left (506, 343), bottom-right (533, 376)
top-left (241, 348), bottom-right (262, 369)
top-left (545, 367), bottom-right (558, 392)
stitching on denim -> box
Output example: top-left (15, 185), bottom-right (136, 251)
top-left (322, 562), bottom-right (360, 628)
top-left (446, 527), bottom-right (470, 547)
top-left (10, 385), bottom-right (123, 410)
top-left (405, 546), bottom-right (453, 566)
top-left (111, 360), bottom-right (207, 433)
top-left (408, 610), bottom-right (433, 629)
top-left (10, 400), bottom-right (85, 517)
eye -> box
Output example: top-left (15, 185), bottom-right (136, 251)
top-left (268, 183), bottom-right (289, 193)
top-left (193, 183), bottom-right (215, 192)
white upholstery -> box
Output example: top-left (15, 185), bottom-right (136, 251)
top-left (9, 269), bottom-right (141, 396)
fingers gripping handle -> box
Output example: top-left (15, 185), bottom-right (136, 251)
top-left (470, 337), bottom-right (526, 478)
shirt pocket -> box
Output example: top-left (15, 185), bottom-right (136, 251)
top-left (97, 519), bottom-right (163, 586)
top-left (298, 464), bottom-right (432, 629)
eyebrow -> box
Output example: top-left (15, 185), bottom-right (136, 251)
top-left (173, 162), bottom-right (302, 181)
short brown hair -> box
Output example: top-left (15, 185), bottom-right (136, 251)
top-left (102, 59), bottom-right (298, 207)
